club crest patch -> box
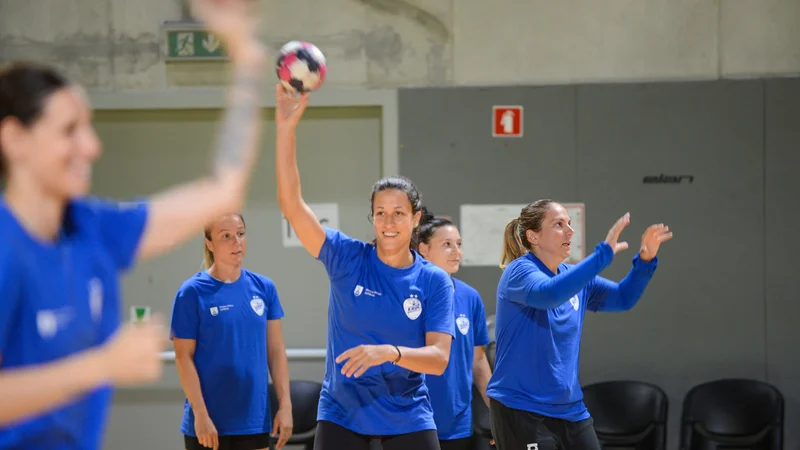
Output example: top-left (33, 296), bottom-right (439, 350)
top-left (456, 314), bottom-right (470, 335)
top-left (403, 295), bottom-right (422, 320)
top-left (250, 296), bottom-right (265, 316)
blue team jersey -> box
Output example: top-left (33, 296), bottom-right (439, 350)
top-left (426, 278), bottom-right (490, 440)
top-left (315, 228), bottom-right (455, 436)
top-left (170, 269), bottom-right (285, 436)
top-left (0, 196), bottom-right (149, 449)
top-left (487, 243), bottom-right (657, 422)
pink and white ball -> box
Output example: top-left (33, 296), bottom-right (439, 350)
top-left (276, 41), bottom-right (327, 93)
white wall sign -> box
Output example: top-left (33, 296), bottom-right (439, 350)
top-left (459, 203), bottom-right (586, 267)
top-left (282, 203), bottom-right (339, 247)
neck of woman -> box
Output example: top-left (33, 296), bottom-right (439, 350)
top-left (208, 263), bottom-right (242, 283)
top-left (377, 246), bottom-right (415, 269)
top-left (3, 177), bottom-right (66, 242)
top-left (532, 249), bottom-right (562, 275)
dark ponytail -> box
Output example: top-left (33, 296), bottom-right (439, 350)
top-left (414, 208), bottom-right (454, 252)
top-left (411, 205), bottom-right (437, 251)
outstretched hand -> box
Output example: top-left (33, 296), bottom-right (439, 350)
top-left (275, 84), bottom-right (309, 130)
top-left (639, 224), bottom-right (673, 261)
top-left (604, 213), bottom-right (631, 254)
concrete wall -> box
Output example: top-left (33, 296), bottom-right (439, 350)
top-left (2, 0), bottom-right (799, 90)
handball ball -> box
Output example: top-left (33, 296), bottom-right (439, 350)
top-left (276, 41), bottom-right (327, 93)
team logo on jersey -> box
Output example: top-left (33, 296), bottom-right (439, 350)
top-left (569, 295), bottom-right (579, 311)
top-left (456, 314), bottom-right (470, 335)
top-left (210, 307), bottom-right (219, 316)
top-left (89, 278), bottom-right (103, 323)
top-left (403, 295), bottom-right (422, 320)
top-left (354, 285), bottom-right (364, 296)
top-left (36, 310), bottom-right (59, 339)
top-left (250, 296), bottom-right (265, 316)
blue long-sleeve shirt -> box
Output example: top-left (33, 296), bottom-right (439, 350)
top-left (486, 242), bottom-right (658, 422)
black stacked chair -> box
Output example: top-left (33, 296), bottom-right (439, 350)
top-left (679, 378), bottom-right (783, 450)
top-left (582, 380), bottom-right (668, 450)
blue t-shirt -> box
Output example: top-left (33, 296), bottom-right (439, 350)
top-left (0, 196), bottom-right (149, 449)
top-left (487, 242), bottom-right (658, 422)
top-left (426, 278), bottom-right (490, 440)
top-left (315, 228), bottom-right (455, 436)
top-left (170, 269), bottom-right (285, 436)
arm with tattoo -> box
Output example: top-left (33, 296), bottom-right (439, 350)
top-left (135, 49), bottom-right (267, 262)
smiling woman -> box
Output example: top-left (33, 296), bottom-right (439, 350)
top-left (273, 84), bottom-right (455, 450)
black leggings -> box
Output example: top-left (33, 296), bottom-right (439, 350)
top-left (439, 437), bottom-right (472, 450)
top-left (489, 399), bottom-right (600, 450)
top-left (313, 420), bottom-right (441, 450)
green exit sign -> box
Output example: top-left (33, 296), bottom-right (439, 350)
top-left (163, 22), bottom-right (228, 61)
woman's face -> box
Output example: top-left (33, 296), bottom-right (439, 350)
top-left (419, 225), bottom-right (462, 275)
top-left (2, 85), bottom-right (101, 199)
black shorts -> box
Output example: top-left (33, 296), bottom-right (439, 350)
top-left (184, 432), bottom-right (271, 450)
top-left (314, 420), bottom-right (440, 450)
top-left (489, 399), bottom-right (600, 450)
top-left (438, 437), bottom-right (471, 450)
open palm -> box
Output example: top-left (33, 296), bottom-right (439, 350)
top-left (639, 224), bottom-right (673, 261)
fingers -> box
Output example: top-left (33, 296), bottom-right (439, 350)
top-left (605, 212), bottom-right (630, 244)
top-left (613, 212), bottom-right (631, 235)
top-left (278, 425), bottom-right (292, 448)
top-left (659, 231), bottom-right (674, 242)
top-left (341, 352), bottom-right (368, 377)
top-left (615, 241), bottom-right (629, 254)
top-left (335, 348), bottom-right (353, 364)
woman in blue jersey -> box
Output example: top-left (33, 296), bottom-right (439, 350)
top-left (171, 213), bottom-right (292, 450)
top-left (273, 85), bottom-right (455, 450)
top-left (0, 0), bottom-right (267, 447)
top-left (487, 199), bottom-right (673, 450)
top-left (416, 214), bottom-right (493, 450)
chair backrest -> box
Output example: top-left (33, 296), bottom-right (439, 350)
top-left (680, 378), bottom-right (783, 450)
top-left (582, 380), bottom-right (668, 450)
top-left (269, 380), bottom-right (322, 434)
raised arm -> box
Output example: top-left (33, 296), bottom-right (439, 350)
top-left (587, 223), bottom-right (672, 312)
top-left (508, 242), bottom-right (614, 309)
top-left (136, 0), bottom-right (266, 261)
top-left (274, 85), bottom-right (326, 258)
top-left (507, 213), bottom-right (632, 309)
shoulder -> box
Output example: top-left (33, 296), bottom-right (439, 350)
top-left (66, 196), bottom-right (147, 232)
top-left (453, 277), bottom-right (480, 298)
top-left (321, 227), bottom-right (371, 255)
top-left (419, 258), bottom-right (452, 289)
top-left (504, 254), bottom-right (537, 276)
top-left (176, 272), bottom-right (208, 296)
top-left (243, 269), bottom-right (277, 291)
top-left (68, 196), bottom-right (143, 218)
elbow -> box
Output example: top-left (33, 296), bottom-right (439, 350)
top-left (206, 177), bottom-right (246, 215)
top-left (430, 348), bottom-right (450, 376)
top-left (174, 353), bottom-right (194, 368)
